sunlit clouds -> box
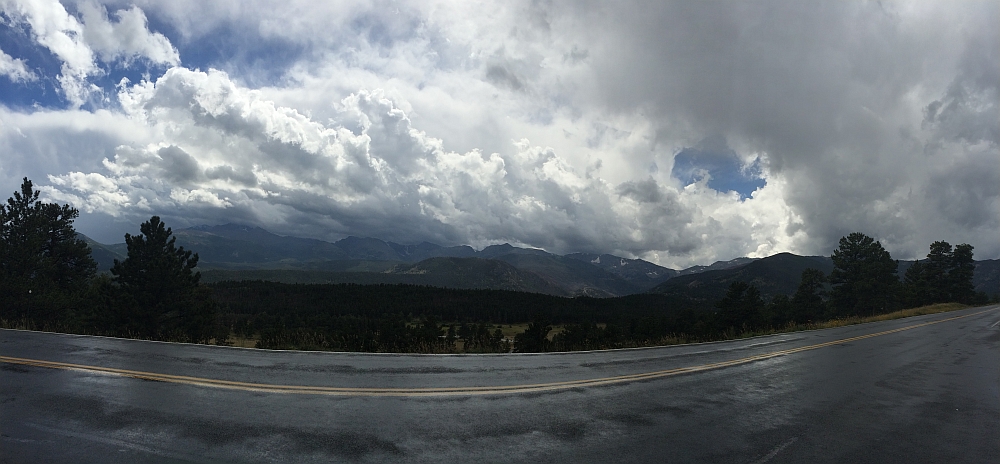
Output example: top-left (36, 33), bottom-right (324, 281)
top-left (1, 0), bottom-right (997, 267)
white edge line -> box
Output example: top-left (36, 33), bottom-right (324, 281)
top-left (750, 437), bottom-right (798, 464)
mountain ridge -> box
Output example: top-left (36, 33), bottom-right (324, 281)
top-left (80, 224), bottom-right (1000, 299)
top-left (649, 252), bottom-right (835, 307)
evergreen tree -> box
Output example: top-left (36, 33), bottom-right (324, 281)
top-left (0, 178), bottom-right (95, 321)
top-left (912, 241), bottom-right (976, 305)
top-left (492, 327), bottom-right (508, 352)
top-left (416, 315), bottom-right (443, 349)
top-left (112, 216), bottom-right (215, 341)
top-left (902, 261), bottom-right (929, 307)
top-left (514, 317), bottom-right (552, 352)
top-left (765, 294), bottom-right (793, 328)
top-left (554, 321), bottom-right (607, 351)
top-left (949, 244), bottom-right (976, 304)
top-left (445, 324), bottom-right (456, 348)
top-left (716, 281), bottom-right (765, 332)
top-left (791, 268), bottom-right (826, 323)
top-left (829, 232), bottom-right (898, 317)
top-left (924, 241), bottom-right (953, 303)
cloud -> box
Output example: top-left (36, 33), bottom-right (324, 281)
top-left (1, 0), bottom-right (96, 106)
top-left (922, 32), bottom-right (999, 148)
top-left (924, 148), bottom-right (1000, 230)
top-left (26, 67), bottom-right (800, 267)
top-left (0, 0), bottom-right (178, 106)
top-left (43, 171), bottom-right (130, 215)
top-left (0, 48), bottom-right (36, 81)
top-left (550, 0), bottom-right (1000, 259)
top-left (1, 0), bottom-right (998, 266)
top-left (78, 2), bottom-right (179, 66)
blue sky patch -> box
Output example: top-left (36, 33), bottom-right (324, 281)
top-left (0, 9), bottom-right (306, 112)
top-left (0, 14), bottom-right (65, 109)
top-left (671, 136), bottom-right (766, 200)
top-left (169, 21), bottom-right (307, 89)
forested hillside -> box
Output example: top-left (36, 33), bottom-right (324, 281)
top-left (651, 253), bottom-right (836, 306)
top-left (201, 257), bottom-right (566, 295)
top-left (2, 178), bottom-right (996, 354)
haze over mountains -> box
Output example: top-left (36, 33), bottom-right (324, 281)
top-left (82, 224), bottom-right (1000, 300)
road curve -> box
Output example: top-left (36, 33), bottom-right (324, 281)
top-left (2, 305), bottom-right (999, 463)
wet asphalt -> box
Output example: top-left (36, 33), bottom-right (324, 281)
top-left (1, 305), bottom-right (998, 463)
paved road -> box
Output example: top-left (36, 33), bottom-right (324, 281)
top-left (2, 306), bottom-right (998, 463)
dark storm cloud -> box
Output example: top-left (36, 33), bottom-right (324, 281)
top-left (205, 165), bottom-right (257, 187)
top-left (555, 0), bottom-right (999, 257)
top-left (485, 64), bottom-right (523, 91)
top-left (616, 178), bottom-right (663, 204)
top-left (923, 33), bottom-right (999, 147)
top-left (156, 145), bottom-right (202, 184)
top-left (925, 151), bottom-right (1000, 229)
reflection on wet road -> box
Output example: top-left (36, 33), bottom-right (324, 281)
top-left (2, 306), bottom-right (998, 463)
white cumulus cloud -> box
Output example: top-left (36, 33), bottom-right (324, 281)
top-left (0, 0), bottom-right (179, 107)
top-left (78, 2), bottom-right (179, 66)
top-left (33, 67), bottom-right (797, 267)
top-left (1, 0), bottom-right (96, 106)
top-left (0, 48), bottom-right (36, 82)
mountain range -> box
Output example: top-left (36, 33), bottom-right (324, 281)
top-left (649, 253), bottom-right (835, 308)
top-left (81, 224), bottom-right (745, 297)
top-left (81, 224), bottom-right (1000, 300)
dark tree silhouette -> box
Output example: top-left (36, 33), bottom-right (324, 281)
top-left (902, 261), bottom-right (929, 307)
top-left (112, 216), bottom-right (215, 341)
top-left (716, 281), bottom-right (765, 332)
top-left (924, 241), bottom-right (953, 303)
top-left (514, 317), bottom-right (552, 352)
top-left (0, 178), bottom-right (95, 321)
top-left (829, 232), bottom-right (898, 317)
top-left (553, 321), bottom-right (608, 351)
top-left (765, 294), bottom-right (793, 328)
top-left (907, 241), bottom-right (977, 305)
top-left (949, 244), bottom-right (976, 304)
top-left (791, 268), bottom-right (827, 323)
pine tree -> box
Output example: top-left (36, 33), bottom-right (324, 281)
top-left (791, 268), bottom-right (827, 323)
top-left (914, 241), bottom-right (976, 305)
top-left (112, 216), bottom-right (215, 341)
top-left (0, 178), bottom-right (95, 321)
top-left (716, 281), bottom-right (765, 332)
top-left (950, 244), bottom-right (976, 304)
top-left (514, 317), bottom-right (552, 352)
top-left (902, 261), bottom-right (929, 307)
top-left (766, 294), bottom-right (793, 328)
top-left (924, 241), bottom-right (953, 303)
top-left (829, 232), bottom-right (898, 317)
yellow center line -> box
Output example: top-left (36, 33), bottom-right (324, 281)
top-left (2, 308), bottom-right (995, 397)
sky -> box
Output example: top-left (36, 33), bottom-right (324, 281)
top-left (0, 0), bottom-right (997, 268)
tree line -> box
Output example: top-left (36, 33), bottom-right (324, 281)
top-left (1, 178), bottom-right (222, 343)
top-left (707, 232), bottom-right (987, 338)
top-left (0, 178), bottom-right (991, 353)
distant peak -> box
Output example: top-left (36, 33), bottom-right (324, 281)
top-left (479, 243), bottom-right (514, 252)
top-left (338, 235), bottom-right (381, 243)
top-left (223, 223), bottom-right (262, 231)
top-left (189, 223), bottom-right (265, 232)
